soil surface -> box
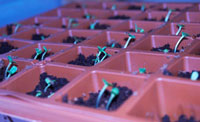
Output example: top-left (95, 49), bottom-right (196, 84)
top-left (159, 8), bottom-right (181, 11)
top-left (27, 72), bottom-right (69, 98)
top-left (34, 23), bottom-right (40, 26)
top-left (128, 5), bottom-right (141, 10)
top-left (151, 44), bottom-right (180, 53)
top-left (162, 114), bottom-right (199, 122)
top-left (32, 34), bottom-right (50, 41)
top-left (6, 24), bottom-right (13, 35)
top-left (0, 59), bottom-right (6, 82)
top-left (107, 42), bottom-right (122, 48)
top-left (68, 53), bottom-right (109, 66)
top-left (31, 51), bottom-right (54, 61)
top-left (63, 36), bottom-right (86, 44)
top-left (63, 83), bottom-right (133, 111)
top-left (143, 17), bottom-right (167, 21)
top-left (88, 23), bottom-right (110, 30)
top-left (108, 15), bottom-right (130, 20)
top-left (0, 42), bottom-right (17, 54)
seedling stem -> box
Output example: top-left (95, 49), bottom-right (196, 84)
top-left (165, 9), bottom-right (173, 22)
top-left (4, 56), bottom-right (16, 79)
top-left (41, 46), bottom-right (51, 60)
top-left (35, 90), bottom-right (42, 97)
top-left (141, 4), bottom-right (146, 11)
top-left (174, 32), bottom-right (189, 53)
top-left (34, 48), bottom-right (43, 60)
top-left (175, 24), bottom-right (184, 36)
top-left (6, 66), bottom-right (18, 80)
top-left (106, 87), bottom-right (119, 110)
top-left (96, 79), bottom-right (113, 108)
top-left (44, 77), bottom-right (55, 92)
top-left (90, 21), bottom-right (98, 30)
top-left (14, 24), bottom-right (21, 33)
top-left (124, 33), bottom-right (136, 48)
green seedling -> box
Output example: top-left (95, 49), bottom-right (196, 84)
top-left (4, 56), bottom-right (16, 79)
top-left (44, 77), bottom-right (55, 93)
top-left (165, 9), bottom-right (174, 22)
top-left (191, 71), bottom-right (199, 81)
top-left (94, 46), bottom-right (107, 65)
top-left (99, 51), bottom-right (111, 62)
top-left (96, 79), bottom-right (113, 108)
top-left (175, 24), bottom-right (184, 36)
top-left (141, 4), bottom-right (146, 11)
top-left (34, 48), bottom-right (43, 60)
top-left (85, 14), bottom-right (95, 19)
top-left (124, 33), bottom-right (136, 48)
top-left (6, 66), bottom-right (18, 80)
top-left (163, 49), bottom-right (169, 53)
top-left (174, 32), bottom-right (190, 53)
top-left (111, 43), bottom-right (116, 48)
top-left (35, 90), bottom-right (42, 97)
top-left (111, 4), bottom-right (116, 10)
top-left (41, 46), bottom-right (51, 60)
top-left (41, 36), bottom-right (45, 40)
top-left (47, 93), bottom-right (54, 98)
top-left (106, 87), bottom-right (119, 110)
top-left (135, 24), bottom-right (144, 33)
top-left (139, 68), bottom-right (146, 74)
top-left (67, 18), bottom-right (75, 29)
top-left (90, 21), bottom-right (98, 30)
top-left (73, 37), bottom-right (81, 44)
top-left (14, 24), bottom-right (21, 33)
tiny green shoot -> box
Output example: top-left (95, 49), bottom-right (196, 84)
top-left (135, 24), bottom-right (144, 33)
top-left (191, 71), bottom-right (199, 81)
top-left (106, 87), bottom-right (119, 110)
top-left (35, 90), bottom-right (42, 97)
top-left (4, 56), bottom-right (16, 79)
top-left (96, 79), bottom-right (113, 108)
top-left (111, 43), bottom-right (115, 48)
top-left (90, 21), bottom-right (98, 30)
top-left (41, 36), bottom-right (45, 40)
top-left (111, 4), bottom-right (116, 10)
top-left (139, 68), bottom-right (146, 74)
top-left (41, 46), bottom-right (51, 60)
top-left (141, 4), bottom-right (146, 12)
top-left (94, 46), bottom-right (107, 65)
top-left (99, 52), bottom-right (111, 62)
top-left (174, 32), bottom-right (190, 53)
top-left (163, 49), bottom-right (169, 53)
top-left (6, 66), bottom-right (18, 80)
top-left (14, 24), bottom-right (21, 33)
top-left (67, 18), bottom-right (75, 29)
top-left (85, 14), bottom-right (95, 19)
top-left (47, 93), bottom-right (54, 98)
top-left (44, 77), bottom-right (55, 92)
top-left (165, 9), bottom-right (174, 22)
top-left (73, 37), bottom-right (80, 44)
top-left (175, 24), bottom-right (184, 36)
top-left (124, 33), bottom-right (136, 48)
top-left (34, 48), bottom-right (43, 60)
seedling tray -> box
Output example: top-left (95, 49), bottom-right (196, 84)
top-left (0, 1), bottom-right (199, 122)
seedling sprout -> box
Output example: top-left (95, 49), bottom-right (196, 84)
top-left (73, 37), bottom-right (81, 44)
top-left (165, 9), bottom-right (174, 22)
top-left (35, 90), bottom-right (42, 97)
top-left (124, 33), bottom-right (136, 48)
top-left (135, 24), bottom-right (144, 33)
top-left (96, 79), bottom-right (113, 108)
top-left (85, 14), bottom-right (95, 19)
top-left (191, 71), bottom-right (199, 81)
top-left (139, 68), bottom-right (146, 74)
top-left (111, 4), bottom-right (116, 10)
top-left (34, 48), bottom-right (43, 60)
top-left (106, 87), bottom-right (119, 110)
top-left (141, 4), bottom-right (146, 11)
top-left (14, 24), bottom-right (21, 33)
top-left (90, 21), bottom-right (99, 30)
top-left (41, 46), bottom-right (51, 60)
top-left (175, 24), bottom-right (184, 36)
top-left (94, 46), bottom-right (106, 65)
top-left (44, 77), bottom-right (55, 92)
top-left (6, 66), bottom-right (18, 80)
top-left (4, 56), bottom-right (16, 79)
top-left (67, 18), bottom-right (76, 29)
top-left (163, 49), bottom-right (169, 53)
top-left (174, 32), bottom-right (190, 53)
top-left (41, 36), bottom-right (45, 40)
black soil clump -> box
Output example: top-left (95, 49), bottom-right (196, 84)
top-left (128, 5), bottom-right (141, 10)
top-left (34, 23), bottom-right (40, 26)
top-left (31, 34), bottom-right (50, 41)
top-left (31, 51), bottom-right (54, 61)
top-left (63, 83), bottom-right (133, 111)
top-left (68, 53), bottom-right (110, 66)
top-left (178, 70), bottom-right (200, 80)
top-left (63, 36), bottom-right (86, 44)
top-left (88, 23), bottom-right (110, 30)
top-left (107, 42), bottom-right (122, 48)
top-left (0, 42), bottom-right (17, 54)
top-left (143, 17), bottom-right (168, 22)
top-left (162, 114), bottom-right (199, 122)
top-left (6, 24), bottom-right (13, 35)
top-left (159, 8), bottom-right (181, 11)
top-left (0, 60), bottom-right (6, 82)
top-left (27, 72), bottom-right (69, 98)
top-left (151, 44), bottom-right (180, 53)
top-left (108, 15), bottom-right (130, 20)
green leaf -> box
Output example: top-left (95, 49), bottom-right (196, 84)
top-left (43, 46), bottom-right (47, 51)
top-left (7, 56), bottom-right (13, 63)
top-left (178, 24), bottom-right (184, 28)
top-left (127, 33), bottom-right (136, 39)
top-left (45, 77), bottom-right (55, 85)
top-left (35, 48), bottom-right (42, 55)
top-left (191, 71), bottom-right (199, 81)
top-left (139, 68), bottom-right (146, 74)
top-left (182, 32), bottom-right (190, 37)
top-left (111, 87), bottom-right (119, 96)
top-left (102, 79), bottom-right (113, 86)
top-left (8, 66), bottom-right (18, 75)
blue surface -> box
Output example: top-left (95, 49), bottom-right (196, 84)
top-left (0, 0), bottom-right (68, 27)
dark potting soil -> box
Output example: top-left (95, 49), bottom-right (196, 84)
top-left (108, 15), bottom-right (130, 20)
top-left (26, 72), bottom-right (69, 98)
top-left (143, 17), bottom-right (168, 22)
top-left (159, 8), bottom-right (181, 11)
top-left (107, 42), bottom-right (122, 48)
top-left (6, 24), bottom-right (13, 35)
top-left (61, 25), bottom-right (66, 28)
top-left (76, 4), bottom-right (81, 8)
top-left (0, 42), bottom-right (17, 54)
top-left (129, 29), bottom-right (153, 33)
top-left (31, 51), bottom-right (54, 61)
top-left (151, 44), bottom-right (180, 53)
top-left (63, 83), bottom-right (133, 111)
top-left (162, 114), bottom-right (199, 122)
top-left (62, 36), bottom-right (86, 44)
top-left (34, 23), bottom-right (40, 26)
top-left (163, 69), bottom-right (173, 76)
top-left (128, 5), bottom-right (141, 10)
top-left (88, 23), bottom-right (110, 30)
top-left (68, 53), bottom-right (109, 66)
top-left (31, 34), bottom-right (50, 41)
top-left (178, 70), bottom-right (200, 80)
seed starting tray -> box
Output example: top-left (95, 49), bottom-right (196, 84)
top-left (0, 1), bottom-right (200, 122)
